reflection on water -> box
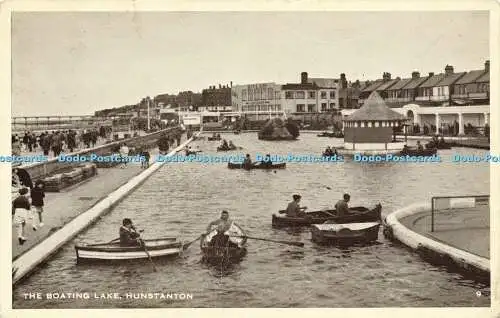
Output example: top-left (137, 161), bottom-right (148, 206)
top-left (13, 133), bottom-right (490, 308)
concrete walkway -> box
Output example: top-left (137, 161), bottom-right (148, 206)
top-left (12, 134), bottom-right (184, 260)
top-left (399, 204), bottom-right (489, 259)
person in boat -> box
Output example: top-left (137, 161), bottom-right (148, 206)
top-left (402, 144), bottom-right (409, 153)
top-left (285, 194), bottom-right (307, 217)
top-left (323, 146), bottom-right (332, 156)
top-left (119, 218), bottom-right (141, 247)
top-left (260, 154), bottom-right (273, 168)
top-left (416, 141), bottom-right (424, 151)
top-left (228, 140), bottom-right (236, 150)
top-left (242, 154), bottom-right (253, 169)
top-left (439, 136), bottom-right (446, 146)
top-left (220, 139), bottom-right (229, 150)
top-left (206, 210), bottom-right (237, 248)
top-left (335, 193), bottom-right (350, 217)
top-left (332, 147), bottom-right (338, 156)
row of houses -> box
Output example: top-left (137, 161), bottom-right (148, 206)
top-left (359, 61), bottom-right (490, 107)
top-left (98, 60), bottom-right (490, 121)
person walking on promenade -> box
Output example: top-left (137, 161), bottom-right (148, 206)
top-left (119, 142), bottom-right (129, 169)
top-left (12, 188), bottom-right (32, 245)
top-left (30, 180), bottom-right (46, 229)
top-left (40, 133), bottom-right (51, 156)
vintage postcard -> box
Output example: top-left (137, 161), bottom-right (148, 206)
top-left (1, 0), bottom-right (498, 317)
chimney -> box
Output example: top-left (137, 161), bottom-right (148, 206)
top-left (230, 81), bottom-right (233, 87)
top-left (428, 72), bottom-right (434, 77)
top-left (340, 73), bottom-right (347, 89)
top-left (444, 65), bottom-right (454, 75)
top-left (411, 71), bottom-right (420, 79)
top-left (301, 72), bottom-right (308, 84)
top-left (382, 72), bottom-right (391, 81)
top-left (485, 60), bottom-right (490, 72)
top-left (219, 84), bottom-right (222, 89)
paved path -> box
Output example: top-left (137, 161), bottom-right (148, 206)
top-left (12, 134), bottom-right (185, 259)
top-left (399, 204), bottom-right (489, 259)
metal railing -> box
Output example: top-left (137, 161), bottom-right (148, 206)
top-left (431, 195), bottom-right (489, 232)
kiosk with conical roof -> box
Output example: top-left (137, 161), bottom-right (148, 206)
top-left (340, 92), bottom-right (407, 155)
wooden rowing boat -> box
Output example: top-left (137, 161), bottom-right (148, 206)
top-left (200, 223), bottom-right (247, 264)
top-left (317, 132), bottom-right (344, 138)
top-left (207, 137), bottom-right (221, 141)
top-left (185, 150), bottom-right (202, 156)
top-left (217, 146), bottom-right (243, 151)
top-left (272, 204), bottom-right (382, 228)
top-left (425, 141), bottom-right (452, 150)
top-left (227, 162), bottom-right (286, 170)
top-left (399, 147), bottom-right (437, 156)
top-left (311, 222), bottom-right (380, 245)
top-left (74, 237), bottom-right (182, 263)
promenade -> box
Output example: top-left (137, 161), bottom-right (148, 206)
top-left (399, 204), bottom-right (489, 259)
top-left (12, 134), bottom-right (185, 260)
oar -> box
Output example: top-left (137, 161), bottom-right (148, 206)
top-left (182, 234), bottom-right (203, 250)
top-left (232, 235), bottom-right (304, 247)
top-left (139, 239), bottom-right (157, 272)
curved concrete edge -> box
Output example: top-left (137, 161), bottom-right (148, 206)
top-left (383, 202), bottom-right (489, 277)
top-left (12, 132), bottom-right (201, 285)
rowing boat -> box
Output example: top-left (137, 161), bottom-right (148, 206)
top-left (217, 146), bottom-right (243, 151)
top-left (207, 137), bottom-right (221, 141)
top-left (272, 204), bottom-right (382, 228)
top-left (425, 141), bottom-right (452, 150)
top-left (311, 222), bottom-right (380, 245)
top-left (200, 223), bottom-right (247, 264)
top-left (399, 147), bottom-right (437, 156)
top-left (74, 237), bottom-right (182, 263)
top-left (227, 162), bottom-right (286, 170)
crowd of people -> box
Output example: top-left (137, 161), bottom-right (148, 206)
top-left (11, 126), bottom-right (111, 157)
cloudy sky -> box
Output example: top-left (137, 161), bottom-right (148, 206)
top-left (11, 11), bottom-right (489, 116)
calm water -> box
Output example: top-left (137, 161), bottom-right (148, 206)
top-left (13, 133), bottom-right (490, 308)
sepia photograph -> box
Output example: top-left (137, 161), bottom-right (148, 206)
top-left (4, 5), bottom-right (495, 312)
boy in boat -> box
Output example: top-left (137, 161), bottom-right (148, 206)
top-left (12, 188), bottom-right (31, 245)
top-left (206, 211), bottom-right (237, 248)
top-left (220, 139), bottom-right (229, 150)
top-left (242, 154), bottom-right (253, 169)
top-left (285, 194), bottom-right (307, 217)
top-left (206, 210), bottom-right (233, 234)
top-left (416, 141), bottom-right (424, 151)
top-left (335, 193), bottom-right (350, 217)
top-left (260, 154), bottom-right (273, 168)
top-left (119, 218), bottom-right (141, 247)
top-left (228, 140), bottom-right (236, 150)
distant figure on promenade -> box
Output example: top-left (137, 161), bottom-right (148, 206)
top-left (335, 193), bottom-right (350, 217)
top-left (40, 133), bottom-right (51, 156)
top-left (284, 194), bottom-right (307, 217)
top-left (30, 180), bottom-right (46, 229)
top-left (51, 131), bottom-right (63, 157)
top-left (119, 218), bottom-right (141, 247)
top-left (67, 130), bottom-right (76, 153)
top-left (12, 135), bottom-right (21, 156)
top-left (12, 188), bottom-right (32, 245)
top-left (119, 143), bottom-right (129, 169)
top-left (140, 148), bottom-right (150, 169)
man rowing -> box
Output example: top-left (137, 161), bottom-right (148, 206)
top-left (220, 139), bottom-right (229, 150)
top-left (335, 193), bottom-right (350, 217)
top-left (285, 194), bottom-right (307, 217)
top-left (260, 154), bottom-right (273, 168)
top-left (119, 218), bottom-right (141, 247)
top-left (242, 154), bottom-right (253, 170)
top-left (206, 210), bottom-right (237, 247)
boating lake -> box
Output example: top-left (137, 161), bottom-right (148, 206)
top-left (13, 132), bottom-right (490, 308)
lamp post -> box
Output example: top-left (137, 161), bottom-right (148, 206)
top-left (147, 96), bottom-right (151, 131)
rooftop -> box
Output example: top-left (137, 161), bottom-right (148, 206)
top-left (476, 71), bottom-right (490, 83)
top-left (436, 72), bottom-right (466, 86)
top-left (344, 91), bottom-right (407, 121)
top-left (419, 73), bottom-right (446, 88)
top-left (375, 78), bottom-right (400, 91)
top-left (386, 78), bottom-right (413, 91)
top-left (454, 70), bottom-right (486, 85)
top-left (361, 79), bottom-right (384, 92)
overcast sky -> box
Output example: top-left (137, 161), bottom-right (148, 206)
top-left (11, 11), bottom-right (489, 116)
